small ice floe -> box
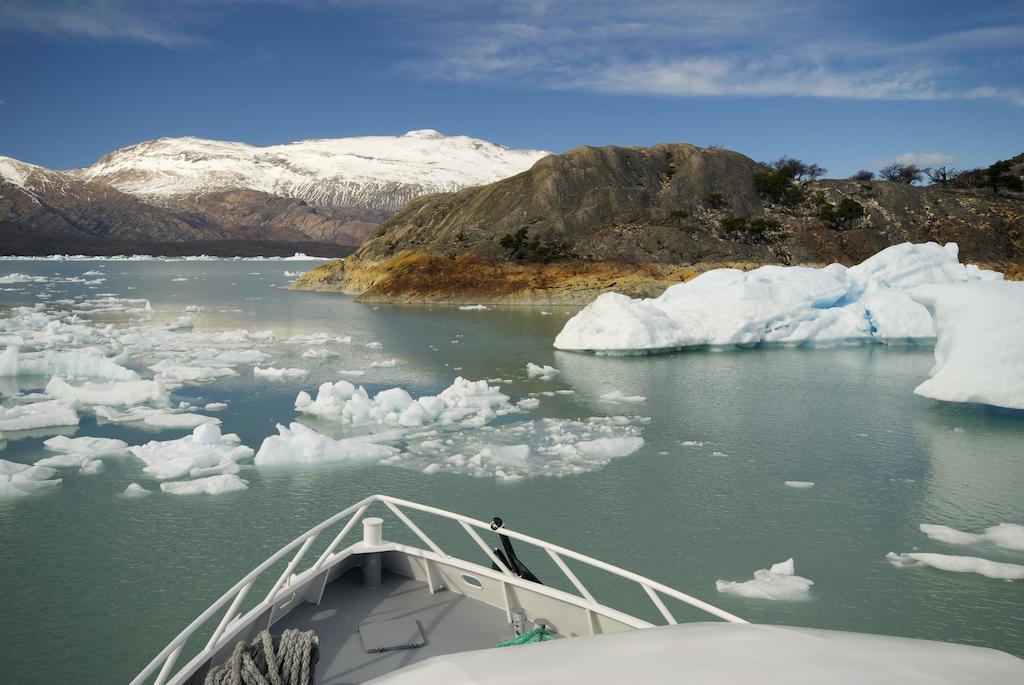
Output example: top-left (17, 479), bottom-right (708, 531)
top-left (526, 363), bottom-right (559, 380)
top-left (253, 366), bottom-right (308, 381)
top-left (716, 558), bottom-right (814, 600)
top-left (95, 405), bottom-right (220, 429)
top-left (458, 304), bottom-right (489, 311)
top-left (784, 480), bottom-right (815, 489)
top-left (337, 369), bottom-right (365, 376)
top-left (128, 424), bottom-right (254, 480)
top-left (295, 377), bottom-right (517, 427)
top-left (254, 423), bottom-right (398, 466)
top-left (204, 402), bottom-right (228, 411)
top-left (160, 474), bottom-right (249, 496)
top-left (365, 341), bottom-right (383, 349)
top-left (42, 435), bottom-right (129, 459)
top-left (711, 451), bottom-right (727, 457)
top-left (919, 523), bottom-right (1024, 551)
top-left (46, 376), bottom-right (169, 407)
top-left (0, 459), bottom-right (62, 497)
top-left (120, 483), bottom-right (152, 498)
top-left (886, 552), bottom-right (1024, 581)
top-left (163, 316), bottom-right (193, 331)
top-left (79, 459), bottom-right (104, 475)
top-left (285, 333), bottom-right (351, 345)
top-left (171, 277), bottom-right (188, 282)
top-left (370, 359), bottom-right (397, 368)
top-left (600, 390), bottom-right (646, 403)
top-left (301, 348), bottom-right (338, 359)
top-left (0, 399), bottom-right (79, 432)
top-left (517, 398), bottom-right (540, 410)
top-left (680, 440), bottom-right (705, 447)
top-left (540, 311), bottom-right (552, 316)
top-left (150, 361), bottom-right (236, 385)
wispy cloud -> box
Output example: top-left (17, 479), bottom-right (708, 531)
top-left (878, 152), bottom-right (957, 168)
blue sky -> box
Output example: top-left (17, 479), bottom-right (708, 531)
top-left (1, 1), bottom-right (1021, 177)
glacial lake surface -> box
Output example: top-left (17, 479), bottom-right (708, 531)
top-left (1, 259), bottom-right (1022, 683)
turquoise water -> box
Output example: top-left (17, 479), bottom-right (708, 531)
top-left (0, 260), bottom-right (1022, 683)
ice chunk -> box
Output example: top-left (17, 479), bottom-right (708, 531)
top-left (910, 281), bottom-right (1024, 410)
top-left (128, 424), bottom-right (254, 480)
top-left (160, 474), bottom-right (249, 495)
top-left (150, 360), bottom-right (236, 384)
top-left (295, 377), bottom-right (517, 428)
top-left (121, 482), bottom-right (152, 497)
top-left (458, 304), bottom-right (489, 310)
top-left (204, 402), bottom-right (228, 411)
top-left (301, 348), bottom-right (338, 359)
top-left (42, 435), bottom-right (129, 459)
top-left (0, 459), bottom-right (62, 497)
top-left (555, 242), bottom-right (991, 354)
top-left (0, 399), bottom-right (79, 432)
top-left (600, 390), bottom-right (646, 403)
top-left (920, 523), bottom-right (1024, 551)
top-left (365, 341), bottom-right (383, 349)
top-left (370, 359), bottom-right (398, 368)
top-left (784, 481), bottom-right (815, 489)
top-left (254, 422), bottom-right (399, 466)
top-left (46, 376), bottom-right (169, 407)
top-left (886, 552), bottom-right (1024, 581)
top-left (0, 346), bottom-right (139, 381)
top-left (253, 366), bottom-right (308, 380)
top-left (94, 405), bottom-right (220, 429)
top-left (164, 316), bottom-right (193, 331)
top-left (716, 558), bottom-right (814, 600)
top-left (79, 459), bottom-right (104, 475)
top-left (526, 363), bottom-right (560, 380)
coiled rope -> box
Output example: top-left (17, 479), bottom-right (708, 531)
top-left (204, 629), bottom-right (318, 685)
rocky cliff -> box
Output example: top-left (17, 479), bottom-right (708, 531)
top-left (292, 143), bottom-right (1024, 303)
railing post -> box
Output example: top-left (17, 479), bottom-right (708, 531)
top-left (363, 517), bottom-right (383, 546)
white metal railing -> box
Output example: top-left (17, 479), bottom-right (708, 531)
top-left (132, 494), bottom-right (746, 685)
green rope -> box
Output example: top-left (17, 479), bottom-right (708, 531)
top-left (495, 626), bottom-right (554, 647)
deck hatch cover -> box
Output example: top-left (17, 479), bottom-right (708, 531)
top-left (359, 618), bottom-right (425, 653)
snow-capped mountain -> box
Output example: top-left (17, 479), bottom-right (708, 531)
top-left (1, 130), bottom-right (550, 254)
top-left (75, 130), bottom-right (551, 213)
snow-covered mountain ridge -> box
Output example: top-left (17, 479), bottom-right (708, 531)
top-left (73, 130), bottom-right (551, 212)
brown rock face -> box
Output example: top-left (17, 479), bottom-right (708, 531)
top-left (308, 143), bottom-right (1023, 303)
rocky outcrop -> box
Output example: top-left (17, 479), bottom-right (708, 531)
top-left (295, 143), bottom-right (1024, 302)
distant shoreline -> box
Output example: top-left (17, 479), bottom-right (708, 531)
top-left (0, 236), bottom-right (356, 259)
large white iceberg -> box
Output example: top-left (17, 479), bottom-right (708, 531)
top-left (46, 376), bottom-right (169, 407)
top-left (910, 281), bottom-right (1024, 410)
top-left (554, 242), bottom-right (1001, 353)
top-left (0, 346), bottom-right (138, 381)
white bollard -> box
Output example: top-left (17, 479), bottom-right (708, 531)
top-left (363, 517), bottom-right (384, 546)
top-left (362, 517), bottom-right (384, 587)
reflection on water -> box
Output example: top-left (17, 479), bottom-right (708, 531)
top-left (0, 260), bottom-right (1022, 683)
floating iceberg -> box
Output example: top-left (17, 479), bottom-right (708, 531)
top-left (526, 363), bottom-right (560, 380)
top-left (920, 523), bottom-right (1024, 551)
top-left (121, 483), bottom-right (152, 497)
top-left (254, 422), bottom-right (399, 466)
top-left (46, 376), bottom-right (169, 407)
top-left (40, 435), bottom-right (129, 462)
top-left (0, 346), bottom-right (138, 381)
top-left (0, 459), bottom-right (62, 497)
top-left (715, 558), bottom-right (814, 600)
top-left (294, 377), bottom-right (518, 428)
top-left (910, 282), bottom-right (1024, 410)
top-left (94, 405), bottom-right (220, 429)
top-left (555, 242), bottom-right (1001, 354)
top-left (886, 552), bottom-right (1024, 581)
top-left (253, 366), bottom-right (308, 380)
top-left (160, 474), bottom-right (249, 495)
top-left (128, 424), bottom-right (254, 480)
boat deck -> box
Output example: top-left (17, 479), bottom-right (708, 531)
top-left (275, 568), bottom-right (513, 684)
